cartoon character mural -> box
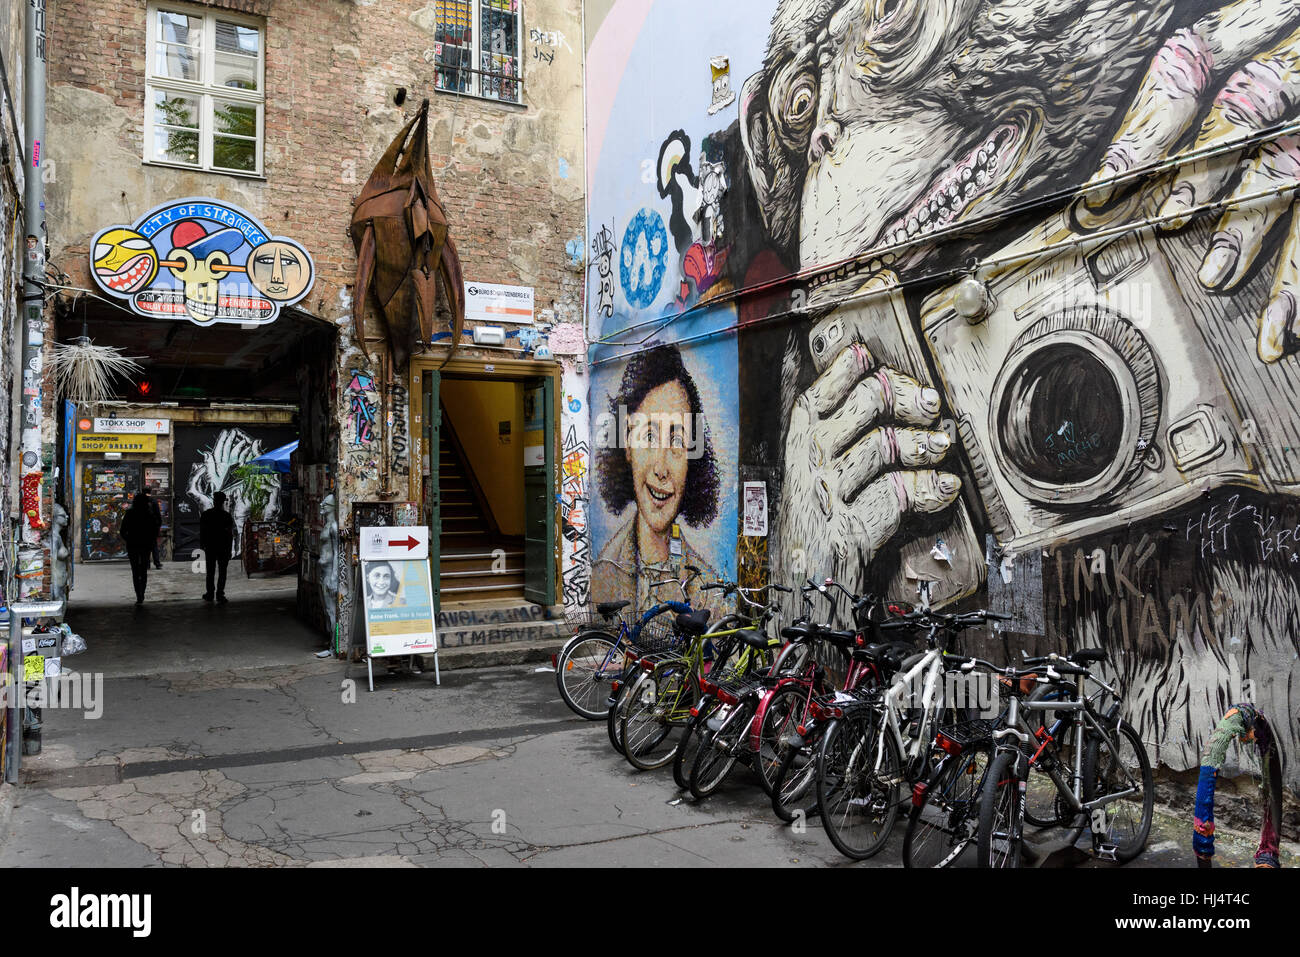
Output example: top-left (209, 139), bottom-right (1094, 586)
top-left (90, 198), bottom-right (315, 325)
top-left (587, 0), bottom-right (1300, 788)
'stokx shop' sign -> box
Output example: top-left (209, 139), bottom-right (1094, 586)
top-left (90, 198), bottom-right (315, 326)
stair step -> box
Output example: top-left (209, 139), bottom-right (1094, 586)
top-left (439, 583), bottom-right (528, 598)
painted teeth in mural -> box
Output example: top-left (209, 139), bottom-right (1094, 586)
top-left (90, 198), bottom-right (316, 326)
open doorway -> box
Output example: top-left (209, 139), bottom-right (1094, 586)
top-left (415, 358), bottom-right (559, 616)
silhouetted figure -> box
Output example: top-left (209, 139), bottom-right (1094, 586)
top-left (144, 488), bottom-right (164, 569)
top-left (120, 491), bottom-right (161, 605)
top-left (200, 491), bottom-right (236, 604)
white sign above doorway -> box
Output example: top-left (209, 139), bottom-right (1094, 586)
top-left (464, 281), bottom-right (535, 325)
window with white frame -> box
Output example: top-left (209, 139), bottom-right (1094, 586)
top-left (433, 0), bottom-right (522, 105)
top-left (145, 3), bottom-right (265, 175)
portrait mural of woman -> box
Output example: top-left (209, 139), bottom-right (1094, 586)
top-left (590, 340), bottom-right (737, 615)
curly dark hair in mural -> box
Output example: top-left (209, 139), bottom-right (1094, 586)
top-left (596, 344), bottom-right (719, 527)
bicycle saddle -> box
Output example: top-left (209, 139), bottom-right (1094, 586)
top-left (597, 600), bottom-right (630, 617)
top-left (780, 622), bottom-right (820, 642)
top-left (735, 629), bottom-right (772, 650)
top-left (675, 609), bottom-right (711, 635)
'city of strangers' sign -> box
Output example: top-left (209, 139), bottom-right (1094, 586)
top-left (89, 197), bottom-right (315, 326)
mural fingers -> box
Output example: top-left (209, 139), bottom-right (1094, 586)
top-left (1200, 139), bottom-right (1300, 290)
top-left (1163, 33), bottom-right (1300, 230)
top-left (836, 428), bottom-right (952, 503)
top-left (1089, 6), bottom-right (1298, 209)
top-left (841, 470), bottom-right (962, 570)
top-left (808, 342), bottom-right (875, 417)
top-left (1258, 207), bottom-right (1300, 362)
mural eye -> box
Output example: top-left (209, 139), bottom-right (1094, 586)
top-left (784, 75), bottom-right (817, 131)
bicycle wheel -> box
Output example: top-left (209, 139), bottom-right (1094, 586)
top-left (1083, 719), bottom-right (1153, 862)
top-left (902, 744), bottom-right (991, 868)
top-left (673, 700), bottom-right (718, 790)
top-left (976, 750), bottom-right (1023, 868)
top-left (816, 710), bottom-right (901, 860)
top-left (752, 684), bottom-right (807, 798)
top-left (606, 669), bottom-right (635, 755)
top-left (556, 631), bottom-right (619, 720)
top-left (771, 730), bottom-right (819, 823)
top-left (689, 697), bottom-right (758, 799)
top-left (622, 666), bottom-right (694, 771)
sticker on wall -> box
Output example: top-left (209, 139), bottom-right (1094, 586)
top-left (89, 197), bottom-right (316, 326)
top-left (707, 56), bottom-right (736, 115)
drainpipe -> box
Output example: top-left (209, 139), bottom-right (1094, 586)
top-left (8, 0), bottom-right (48, 784)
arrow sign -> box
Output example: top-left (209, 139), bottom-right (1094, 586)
top-left (360, 525), bottom-right (429, 561)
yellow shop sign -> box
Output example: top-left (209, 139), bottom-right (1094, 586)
top-left (76, 434), bottom-right (157, 453)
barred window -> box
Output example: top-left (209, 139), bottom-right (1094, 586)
top-left (433, 0), bottom-right (522, 105)
top-left (145, 2), bottom-right (265, 175)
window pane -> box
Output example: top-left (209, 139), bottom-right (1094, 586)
top-left (154, 10), bottom-right (202, 80)
top-left (434, 0), bottom-right (474, 94)
top-left (479, 0), bottom-right (519, 103)
top-left (215, 20), bottom-right (260, 56)
top-left (213, 135), bottom-right (256, 172)
top-left (153, 126), bottom-right (200, 165)
top-left (214, 100), bottom-right (257, 138)
top-left (214, 51), bottom-right (259, 91)
top-left (154, 40), bottom-right (202, 82)
top-left (152, 89), bottom-right (199, 128)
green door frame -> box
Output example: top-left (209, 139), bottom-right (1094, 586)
top-left (410, 357), bottom-right (561, 609)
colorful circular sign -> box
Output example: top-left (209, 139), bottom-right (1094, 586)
top-left (89, 197), bottom-right (316, 327)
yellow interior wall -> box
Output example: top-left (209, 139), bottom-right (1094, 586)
top-left (440, 378), bottom-right (524, 536)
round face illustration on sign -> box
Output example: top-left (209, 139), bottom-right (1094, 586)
top-left (163, 220), bottom-right (246, 323)
top-left (247, 240), bottom-right (312, 302)
top-left (93, 229), bottom-right (159, 294)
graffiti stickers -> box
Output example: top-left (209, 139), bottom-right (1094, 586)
top-left (90, 197), bottom-right (315, 326)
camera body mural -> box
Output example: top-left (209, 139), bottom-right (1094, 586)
top-left (586, 0), bottom-right (1300, 789)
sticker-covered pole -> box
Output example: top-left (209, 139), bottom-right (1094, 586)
top-left (20, 0), bottom-right (48, 591)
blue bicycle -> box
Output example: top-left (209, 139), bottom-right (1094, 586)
top-left (555, 566), bottom-right (702, 721)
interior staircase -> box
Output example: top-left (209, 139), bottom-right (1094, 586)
top-left (437, 419), bottom-right (526, 603)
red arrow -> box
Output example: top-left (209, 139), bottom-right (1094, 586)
top-left (388, 536), bottom-right (420, 550)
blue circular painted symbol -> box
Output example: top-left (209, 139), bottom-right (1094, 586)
top-left (568, 397), bottom-right (582, 413)
top-left (619, 209), bottom-right (668, 309)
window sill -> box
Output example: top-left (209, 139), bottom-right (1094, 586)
top-left (432, 88), bottom-right (528, 112)
top-left (142, 159), bottom-right (267, 181)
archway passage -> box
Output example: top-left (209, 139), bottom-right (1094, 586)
top-left (53, 299), bottom-right (339, 675)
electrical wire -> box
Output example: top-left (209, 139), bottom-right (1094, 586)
top-left (590, 177), bottom-right (1300, 366)
top-left (592, 117), bottom-right (1300, 352)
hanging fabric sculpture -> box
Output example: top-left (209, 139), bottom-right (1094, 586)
top-left (1192, 703), bottom-right (1283, 868)
top-left (349, 99), bottom-right (465, 370)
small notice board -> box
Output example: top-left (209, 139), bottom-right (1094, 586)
top-left (356, 526), bottom-right (439, 690)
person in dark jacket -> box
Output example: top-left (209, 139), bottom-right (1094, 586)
top-left (120, 491), bottom-right (162, 604)
top-left (144, 488), bottom-right (164, 569)
top-left (199, 490), bottom-right (237, 603)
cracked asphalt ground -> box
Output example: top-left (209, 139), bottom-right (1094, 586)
top-left (3, 659), bottom-right (1294, 868)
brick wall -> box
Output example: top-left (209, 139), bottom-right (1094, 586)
top-left (45, 0), bottom-right (586, 324)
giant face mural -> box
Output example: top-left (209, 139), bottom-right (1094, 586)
top-left (588, 0), bottom-right (1300, 786)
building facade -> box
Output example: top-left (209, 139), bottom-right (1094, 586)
top-left (583, 0), bottom-right (1300, 794)
top-left (26, 0), bottom-right (588, 648)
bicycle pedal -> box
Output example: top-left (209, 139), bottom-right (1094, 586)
top-left (1095, 844), bottom-right (1118, 862)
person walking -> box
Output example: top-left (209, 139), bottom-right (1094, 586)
top-left (144, 488), bottom-right (164, 569)
top-left (120, 491), bottom-right (162, 605)
top-left (200, 490), bottom-right (237, 604)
